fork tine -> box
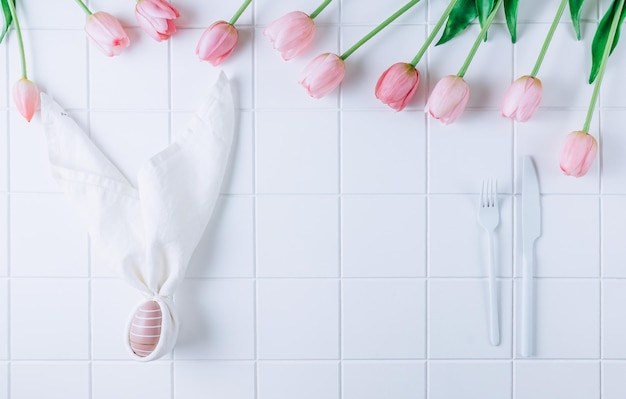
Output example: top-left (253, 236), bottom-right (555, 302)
top-left (481, 180), bottom-right (486, 207)
top-left (493, 179), bottom-right (498, 207)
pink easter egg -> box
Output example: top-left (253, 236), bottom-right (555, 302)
top-left (129, 301), bottom-right (162, 357)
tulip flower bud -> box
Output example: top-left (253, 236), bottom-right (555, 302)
top-left (299, 53), bottom-right (345, 98)
top-left (501, 75), bottom-right (543, 122)
top-left (375, 62), bottom-right (420, 111)
top-left (196, 21), bottom-right (239, 66)
top-left (560, 130), bottom-right (598, 178)
top-left (85, 11), bottom-right (130, 57)
top-left (426, 75), bottom-right (470, 124)
top-left (13, 78), bottom-right (40, 122)
top-left (264, 11), bottom-right (316, 61)
top-left (135, 0), bottom-right (180, 42)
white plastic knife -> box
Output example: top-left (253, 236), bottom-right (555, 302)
top-left (521, 156), bottom-right (541, 357)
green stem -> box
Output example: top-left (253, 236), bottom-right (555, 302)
top-left (530, 0), bottom-right (568, 76)
top-left (583, 0), bottom-right (625, 132)
top-left (73, 0), bottom-right (92, 16)
top-left (411, 0), bottom-right (461, 66)
top-left (7, 0), bottom-right (27, 78)
top-left (310, 0), bottom-right (332, 19)
top-left (340, 0), bottom-right (420, 60)
top-left (457, 0), bottom-right (503, 78)
top-left (229, 0), bottom-right (252, 25)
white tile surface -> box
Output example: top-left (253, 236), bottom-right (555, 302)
top-left (514, 279), bottom-right (600, 358)
top-left (428, 279), bottom-right (513, 359)
top-left (174, 361), bottom-right (255, 399)
top-left (342, 279), bottom-right (426, 359)
top-left (0, 280), bottom-right (6, 360)
top-left (258, 361), bottom-right (340, 399)
top-left (92, 362), bottom-right (171, 399)
top-left (0, 112), bottom-right (6, 192)
top-left (342, 195), bottom-right (426, 277)
top-left (429, 361), bottom-right (512, 399)
top-left (258, 279), bottom-right (339, 359)
top-left (255, 0), bottom-right (339, 25)
top-left (11, 279), bottom-right (89, 359)
top-left (515, 361), bottom-right (600, 399)
top-left (603, 361), bottom-right (626, 399)
top-left (0, 195), bottom-right (6, 276)
top-left (175, 0), bottom-right (253, 27)
top-left (342, 361), bottom-right (426, 399)
top-left (602, 280), bottom-right (626, 359)
top-left (257, 196), bottom-right (339, 278)
top-left (11, 362), bottom-right (90, 399)
top-left (0, 363), bottom-right (6, 399)
top-left (602, 196), bottom-right (626, 277)
top-left (341, 0), bottom-right (426, 25)
top-left (601, 110), bottom-right (626, 193)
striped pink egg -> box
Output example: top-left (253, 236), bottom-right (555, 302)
top-left (129, 301), bottom-right (162, 357)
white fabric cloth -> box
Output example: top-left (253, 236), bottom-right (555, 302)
top-left (40, 72), bottom-right (235, 361)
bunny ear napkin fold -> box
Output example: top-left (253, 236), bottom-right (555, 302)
top-left (40, 72), bottom-right (235, 361)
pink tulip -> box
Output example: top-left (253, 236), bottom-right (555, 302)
top-left (196, 21), bottom-right (239, 66)
top-left (426, 75), bottom-right (470, 124)
top-left (84, 11), bottom-right (130, 57)
top-left (299, 53), bottom-right (345, 98)
top-left (375, 62), bottom-right (420, 111)
top-left (501, 75), bottom-right (543, 122)
top-left (12, 78), bottom-right (40, 122)
top-left (135, 0), bottom-right (180, 42)
top-left (264, 11), bottom-right (316, 61)
top-left (560, 130), bottom-right (598, 178)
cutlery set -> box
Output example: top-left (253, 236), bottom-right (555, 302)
top-left (477, 156), bottom-right (541, 356)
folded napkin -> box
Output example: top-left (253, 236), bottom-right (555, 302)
top-left (40, 72), bottom-right (235, 361)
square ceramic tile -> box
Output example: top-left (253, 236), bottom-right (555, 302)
top-left (342, 111), bottom-right (426, 194)
top-left (429, 361), bottom-right (512, 399)
top-left (89, 111), bottom-right (169, 187)
top-left (0, 43), bottom-right (7, 109)
top-left (342, 279), bottom-right (426, 359)
top-left (255, 0), bottom-right (339, 25)
top-left (430, 195), bottom-right (513, 277)
top-left (0, 363), bottom-right (6, 399)
top-left (602, 196), bottom-right (626, 277)
top-left (342, 361), bottom-right (425, 399)
top-left (429, 111), bottom-right (513, 194)
top-left (256, 110), bottom-right (338, 194)
top-left (11, 279), bottom-right (89, 359)
top-left (428, 1), bottom-right (509, 24)
top-left (171, 28), bottom-right (253, 110)
top-left (175, 361), bottom-right (255, 399)
top-left (341, 25), bottom-right (428, 109)
top-left (256, 196), bottom-right (339, 278)
top-left (601, 43), bottom-right (626, 107)
top-left (18, 0), bottom-right (86, 29)
top-left (428, 279), bottom-right (513, 359)
top-left (89, 0), bottom-right (138, 26)
top-left (514, 196), bottom-right (599, 277)
top-left (175, 279), bottom-right (255, 360)
top-left (0, 195), bottom-right (6, 276)
top-left (515, 361), bottom-right (600, 399)
top-left (514, 279), bottom-right (599, 358)
top-left (92, 279), bottom-right (145, 360)
top-left (186, 196), bottom-right (254, 278)
top-left (11, 362), bottom-right (90, 399)
top-left (602, 361), bottom-right (626, 399)
top-left (0, 112), bottom-right (6, 192)
top-left (602, 280), bottom-right (626, 359)
top-left (342, 0), bottom-right (426, 24)
top-left (175, 0), bottom-right (253, 27)
top-left (11, 193), bottom-right (89, 277)
top-left (258, 279), bottom-right (339, 359)
top-left (90, 28), bottom-right (169, 110)
top-left (0, 280), bottom-right (6, 359)
top-left (428, 24), bottom-right (513, 108)
top-left (10, 111), bottom-right (88, 193)
top-left (516, 0), bottom-right (597, 22)
top-left (601, 110), bottom-right (626, 193)
top-left (515, 24), bottom-right (595, 108)
top-left (93, 362), bottom-right (171, 399)
top-left (342, 195), bottom-right (426, 277)
top-left (10, 31), bottom-right (87, 109)
top-left (515, 110), bottom-right (599, 194)
top-left (258, 361), bottom-right (340, 399)
top-left (255, 26), bottom-right (340, 109)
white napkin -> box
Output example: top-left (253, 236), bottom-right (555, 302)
top-left (40, 72), bottom-right (235, 361)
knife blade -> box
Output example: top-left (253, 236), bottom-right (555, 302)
top-left (521, 156), bottom-right (541, 357)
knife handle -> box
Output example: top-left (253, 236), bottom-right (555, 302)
top-left (521, 247), bottom-right (534, 357)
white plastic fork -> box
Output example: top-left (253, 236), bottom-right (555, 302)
top-left (478, 179), bottom-right (501, 346)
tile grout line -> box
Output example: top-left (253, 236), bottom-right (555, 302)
top-left (598, 1), bottom-right (604, 396)
top-left (338, 2), bottom-right (344, 397)
top-left (251, 3), bottom-right (259, 398)
top-left (511, 22), bottom-right (517, 399)
top-left (5, 17), bottom-right (12, 397)
top-left (425, 1), bottom-right (432, 396)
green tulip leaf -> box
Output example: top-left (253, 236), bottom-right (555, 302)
top-left (569, 0), bottom-right (584, 40)
top-left (0, 0), bottom-right (14, 44)
top-left (504, 0), bottom-right (519, 42)
top-left (589, 0), bottom-right (626, 83)
top-left (437, 0), bottom-right (478, 46)
top-left (477, 0), bottom-right (494, 40)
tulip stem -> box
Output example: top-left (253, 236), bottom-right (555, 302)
top-left (6, 0), bottom-right (27, 78)
top-left (229, 0), bottom-right (252, 25)
top-left (310, 0), bottom-right (332, 19)
top-left (456, 0), bottom-right (503, 78)
top-left (531, 0), bottom-right (568, 76)
top-left (410, 0), bottom-right (460, 66)
top-left (340, 0), bottom-right (421, 60)
top-left (583, 0), bottom-right (624, 132)
top-left (73, 0), bottom-right (92, 16)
